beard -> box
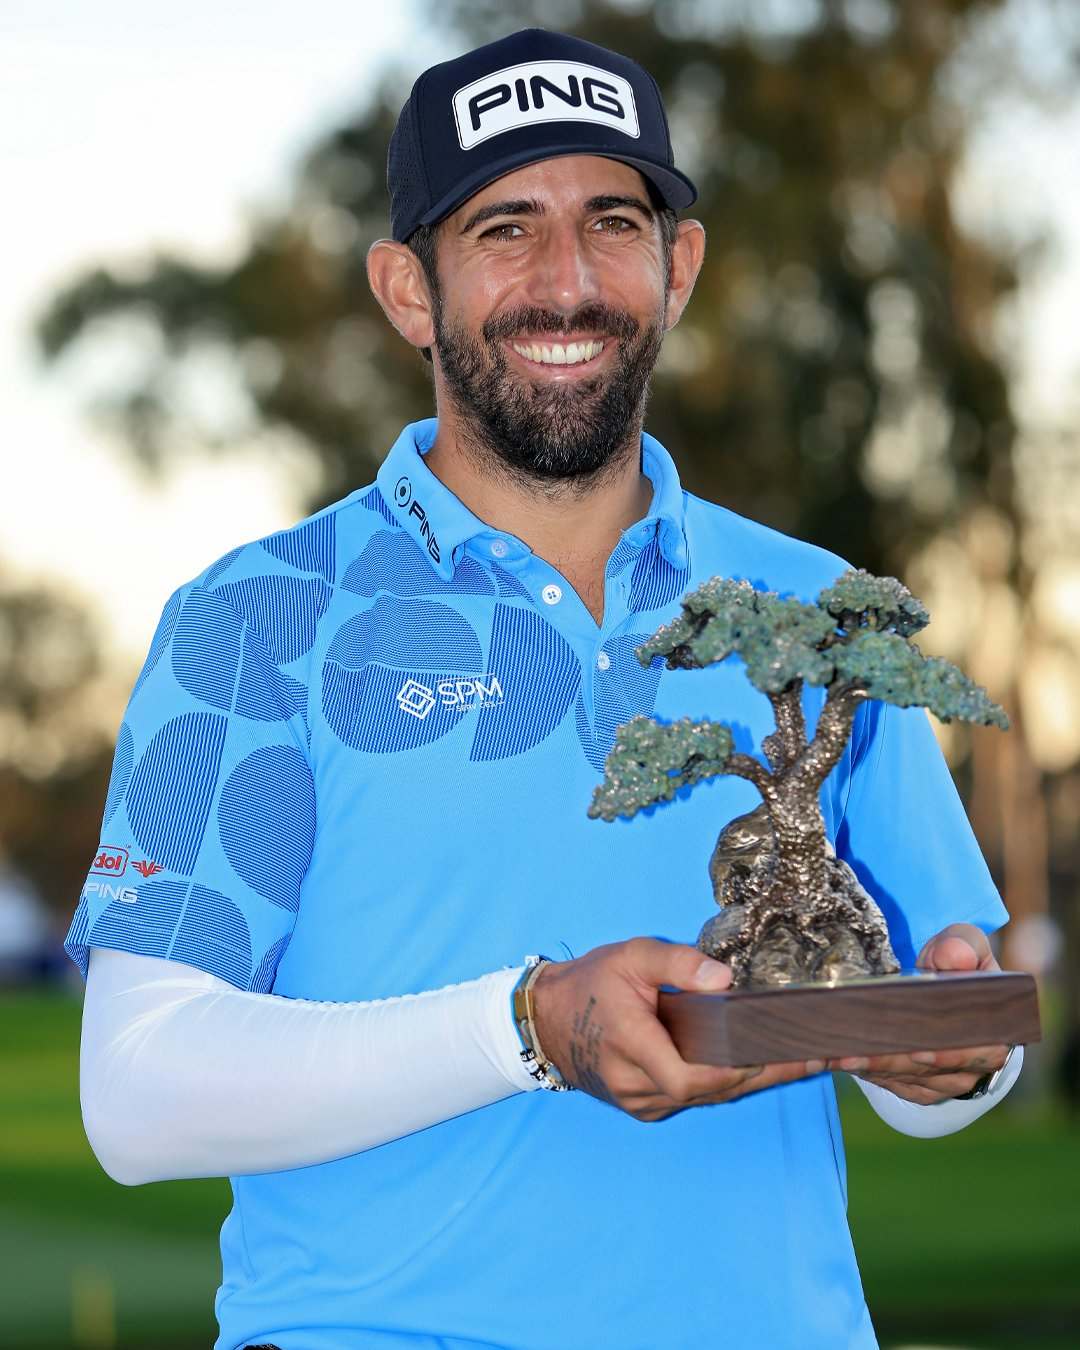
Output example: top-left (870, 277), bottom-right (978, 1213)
top-left (431, 299), bottom-right (665, 486)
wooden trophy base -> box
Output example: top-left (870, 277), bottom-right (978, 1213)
top-left (657, 970), bottom-right (1041, 1067)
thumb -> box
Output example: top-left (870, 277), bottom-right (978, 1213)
top-left (651, 942), bottom-right (733, 993)
top-left (920, 935), bottom-right (980, 973)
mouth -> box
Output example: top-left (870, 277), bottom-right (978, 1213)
top-left (510, 338), bottom-right (606, 367)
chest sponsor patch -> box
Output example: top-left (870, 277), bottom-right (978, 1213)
top-left (396, 674), bottom-right (505, 720)
top-left (453, 60), bottom-right (640, 150)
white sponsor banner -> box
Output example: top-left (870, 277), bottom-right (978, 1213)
top-left (453, 60), bottom-right (640, 150)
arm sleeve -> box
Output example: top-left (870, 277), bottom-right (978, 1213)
top-left (81, 947), bottom-right (538, 1185)
top-left (851, 1046), bottom-right (1023, 1137)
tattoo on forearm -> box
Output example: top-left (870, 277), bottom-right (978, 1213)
top-left (569, 996), bottom-right (608, 1099)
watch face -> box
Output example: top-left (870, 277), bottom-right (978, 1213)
top-left (958, 1046), bottom-right (1013, 1100)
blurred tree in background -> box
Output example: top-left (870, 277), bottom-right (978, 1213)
top-left (32, 0), bottom-right (1080, 1091)
top-left (0, 571), bottom-right (116, 924)
top-left (36, 0), bottom-right (1022, 570)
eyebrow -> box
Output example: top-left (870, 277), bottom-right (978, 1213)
top-left (585, 193), bottom-right (655, 219)
top-left (458, 199), bottom-right (541, 233)
top-left (458, 192), bottom-right (657, 235)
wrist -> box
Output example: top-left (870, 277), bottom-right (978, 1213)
top-left (952, 1045), bottom-right (1016, 1100)
top-left (511, 956), bottom-right (574, 1092)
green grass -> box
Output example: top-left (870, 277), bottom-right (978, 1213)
top-left (0, 987), bottom-right (225, 1347)
top-left (3, 987), bottom-right (1077, 1348)
top-left (839, 1081), bottom-right (1080, 1348)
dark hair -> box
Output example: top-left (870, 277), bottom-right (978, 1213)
top-left (404, 203), bottom-right (680, 362)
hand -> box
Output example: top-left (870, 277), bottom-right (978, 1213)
top-left (827, 923), bottom-right (1011, 1103)
top-left (530, 938), bottom-right (825, 1121)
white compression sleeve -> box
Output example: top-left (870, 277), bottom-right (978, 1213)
top-left (851, 1044), bottom-right (1023, 1138)
top-left (80, 947), bottom-right (538, 1185)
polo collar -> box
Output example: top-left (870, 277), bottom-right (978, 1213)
top-left (376, 420), bottom-right (689, 578)
top-left (639, 433), bottom-right (690, 569)
top-left (375, 421), bottom-right (485, 581)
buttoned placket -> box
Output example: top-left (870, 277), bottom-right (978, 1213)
top-left (475, 521), bottom-right (666, 729)
top-left (460, 522), bottom-right (661, 725)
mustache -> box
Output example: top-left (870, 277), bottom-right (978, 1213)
top-left (481, 303), bottom-right (640, 344)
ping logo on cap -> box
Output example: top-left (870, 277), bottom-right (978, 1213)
top-left (453, 60), bottom-right (640, 150)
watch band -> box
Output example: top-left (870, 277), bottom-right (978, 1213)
top-left (953, 1045), bottom-right (1015, 1100)
top-left (512, 956), bottom-right (574, 1091)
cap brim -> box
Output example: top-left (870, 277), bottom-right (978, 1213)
top-left (413, 145), bottom-right (697, 234)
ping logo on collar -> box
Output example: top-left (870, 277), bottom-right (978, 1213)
top-left (393, 476), bottom-right (441, 563)
top-left (453, 60), bottom-right (639, 150)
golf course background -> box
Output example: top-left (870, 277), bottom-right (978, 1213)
top-left (2, 983), bottom-right (1077, 1349)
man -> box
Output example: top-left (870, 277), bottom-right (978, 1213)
top-left (69, 29), bottom-right (1020, 1350)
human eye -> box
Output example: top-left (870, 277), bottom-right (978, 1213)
top-left (591, 214), bottom-right (637, 237)
top-left (480, 221), bottom-right (525, 242)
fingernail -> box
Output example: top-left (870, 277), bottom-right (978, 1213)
top-left (840, 1057), bottom-right (869, 1072)
top-left (911, 1052), bottom-right (937, 1065)
top-left (694, 959), bottom-right (731, 989)
top-left (807, 1060), bottom-right (826, 1075)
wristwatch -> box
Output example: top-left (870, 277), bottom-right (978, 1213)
top-left (512, 956), bottom-right (574, 1091)
top-left (954, 1045), bottom-right (1015, 1100)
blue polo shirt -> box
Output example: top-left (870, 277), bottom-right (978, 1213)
top-left (68, 420), bottom-right (1007, 1350)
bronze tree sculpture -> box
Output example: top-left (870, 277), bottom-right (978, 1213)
top-left (589, 570), bottom-right (1008, 988)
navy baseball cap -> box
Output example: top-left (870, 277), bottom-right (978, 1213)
top-left (388, 28), bottom-right (697, 242)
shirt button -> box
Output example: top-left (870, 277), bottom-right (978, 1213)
top-left (490, 539), bottom-right (508, 558)
top-left (542, 584), bottom-right (562, 606)
top-left (597, 652), bottom-right (611, 672)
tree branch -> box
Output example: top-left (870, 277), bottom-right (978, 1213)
top-left (766, 684), bottom-right (807, 769)
top-left (723, 752), bottom-right (774, 795)
top-left (792, 684), bottom-right (868, 793)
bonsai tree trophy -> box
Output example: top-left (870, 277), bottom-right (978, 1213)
top-left (590, 570), bottom-right (1041, 1065)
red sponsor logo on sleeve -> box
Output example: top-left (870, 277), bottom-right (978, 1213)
top-left (91, 845), bottom-right (129, 875)
top-left (132, 860), bottom-right (164, 878)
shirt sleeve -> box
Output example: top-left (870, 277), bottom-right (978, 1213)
top-left (831, 701), bottom-right (1009, 966)
top-left (66, 566), bottom-right (318, 991)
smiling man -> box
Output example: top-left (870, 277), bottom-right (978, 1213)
top-left (404, 162), bottom-right (679, 488)
top-left (69, 29), bottom-right (1020, 1350)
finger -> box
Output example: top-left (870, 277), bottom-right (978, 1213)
top-left (717, 1058), bottom-right (825, 1102)
top-left (625, 1008), bottom-right (757, 1102)
top-left (618, 937), bottom-right (733, 997)
top-left (603, 1058), bottom-right (764, 1117)
top-left (912, 1043), bottom-right (1009, 1070)
top-left (672, 1057), bottom-right (824, 1107)
top-left (854, 1075), bottom-right (959, 1106)
top-left (623, 1057), bottom-right (822, 1117)
top-left (919, 936), bottom-right (980, 973)
top-left (830, 1043), bottom-right (1008, 1077)
top-left (856, 1067), bottom-right (998, 1103)
top-left (917, 923), bottom-right (997, 972)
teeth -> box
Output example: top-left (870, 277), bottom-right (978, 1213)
top-left (512, 339), bottom-right (605, 366)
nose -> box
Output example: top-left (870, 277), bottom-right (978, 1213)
top-left (525, 222), bottom-right (601, 312)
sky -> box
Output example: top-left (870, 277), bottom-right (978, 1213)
top-left (1, 0), bottom-right (440, 658)
top-left (2, 1), bottom-right (1079, 670)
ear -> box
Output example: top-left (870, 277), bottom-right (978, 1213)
top-left (663, 219), bottom-right (706, 330)
top-left (366, 239), bottom-right (436, 349)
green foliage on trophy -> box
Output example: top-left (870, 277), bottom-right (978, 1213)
top-left (589, 570), bottom-right (1008, 988)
